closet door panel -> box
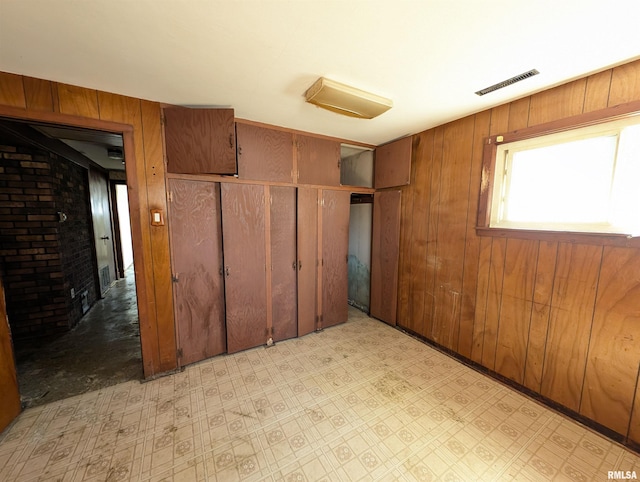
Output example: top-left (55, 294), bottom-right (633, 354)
top-left (237, 123), bottom-right (294, 182)
top-left (374, 136), bottom-right (412, 189)
top-left (221, 183), bottom-right (267, 353)
top-left (297, 135), bottom-right (341, 186)
top-left (270, 186), bottom-right (298, 341)
top-left (168, 179), bottom-right (226, 365)
top-left (164, 107), bottom-right (236, 174)
top-left (297, 188), bottom-right (319, 336)
top-left (322, 189), bottom-right (350, 328)
top-left (370, 190), bottom-right (401, 325)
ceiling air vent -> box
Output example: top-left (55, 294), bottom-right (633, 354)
top-left (475, 69), bottom-right (540, 96)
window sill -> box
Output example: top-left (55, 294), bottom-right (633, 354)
top-left (475, 226), bottom-right (640, 248)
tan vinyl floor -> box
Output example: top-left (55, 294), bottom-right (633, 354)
top-left (1, 307), bottom-right (638, 481)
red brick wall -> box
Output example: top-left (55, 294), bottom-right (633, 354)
top-left (0, 142), bottom-right (97, 340)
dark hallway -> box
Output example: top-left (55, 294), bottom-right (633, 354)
top-left (14, 266), bottom-right (142, 408)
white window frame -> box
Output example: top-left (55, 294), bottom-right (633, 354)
top-left (477, 101), bottom-right (640, 247)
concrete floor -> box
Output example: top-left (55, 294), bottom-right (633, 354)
top-left (14, 267), bottom-right (143, 408)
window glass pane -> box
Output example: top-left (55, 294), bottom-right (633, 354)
top-left (611, 124), bottom-right (640, 234)
top-left (505, 135), bottom-right (617, 224)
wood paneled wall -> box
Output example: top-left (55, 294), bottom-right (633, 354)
top-left (0, 72), bottom-right (176, 377)
top-left (397, 59), bottom-right (640, 445)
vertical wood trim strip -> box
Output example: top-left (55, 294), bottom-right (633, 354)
top-left (459, 111), bottom-right (491, 358)
top-left (409, 130), bottom-right (434, 336)
top-left (396, 134), bottom-right (419, 328)
top-left (423, 127), bottom-right (443, 338)
top-left (628, 364), bottom-right (640, 443)
top-left (140, 100), bottom-right (177, 372)
top-left (264, 185), bottom-right (273, 340)
top-left (316, 189), bottom-right (323, 331)
top-left (523, 241), bottom-right (558, 392)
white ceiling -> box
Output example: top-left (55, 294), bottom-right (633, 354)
top-left (1, 0), bottom-right (639, 146)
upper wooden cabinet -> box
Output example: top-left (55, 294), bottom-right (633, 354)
top-left (296, 134), bottom-right (341, 186)
top-left (236, 123), bottom-right (294, 182)
top-left (374, 136), bottom-right (412, 189)
top-left (163, 107), bottom-right (236, 175)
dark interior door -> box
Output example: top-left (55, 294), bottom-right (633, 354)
top-left (269, 186), bottom-right (297, 342)
top-left (168, 179), bottom-right (226, 365)
top-left (221, 183), bottom-right (267, 353)
top-left (0, 278), bottom-right (20, 433)
top-left (322, 189), bottom-right (350, 328)
top-left (370, 190), bottom-right (401, 325)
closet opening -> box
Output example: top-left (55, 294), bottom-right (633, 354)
top-left (340, 144), bottom-right (374, 315)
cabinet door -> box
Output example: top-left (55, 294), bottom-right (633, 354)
top-left (370, 190), bottom-right (401, 325)
top-left (296, 134), bottom-right (341, 186)
top-left (164, 107), bottom-right (236, 174)
top-left (237, 123), bottom-right (294, 182)
top-left (221, 183), bottom-right (268, 353)
top-left (297, 187), bottom-right (318, 336)
top-left (168, 179), bottom-right (226, 365)
top-left (374, 136), bottom-right (412, 188)
top-left (322, 189), bottom-right (350, 328)
top-left (269, 186), bottom-right (297, 342)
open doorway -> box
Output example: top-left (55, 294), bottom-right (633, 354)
top-left (340, 145), bottom-right (374, 314)
top-left (0, 119), bottom-right (142, 407)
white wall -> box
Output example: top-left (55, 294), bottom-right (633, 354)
top-left (348, 202), bottom-right (372, 311)
top-left (116, 184), bottom-right (134, 271)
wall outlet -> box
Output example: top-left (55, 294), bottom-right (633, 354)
top-left (70, 288), bottom-right (75, 298)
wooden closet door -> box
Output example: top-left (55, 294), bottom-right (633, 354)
top-left (168, 179), bottom-right (226, 365)
top-left (374, 136), bottom-right (412, 188)
top-left (269, 186), bottom-right (297, 341)
top-left (370, 190), bottom-right (401, 325)
top-left (237, 123), bottom-right (294, 182)
top-left (296, 134), bottom-right (341, 186)
top-left (322, 189), bottom-right (351, 328)
top-left (297, 188), bottom-right (318, 336)
top-left (221, 183), bottom-right (268, 353)
top-left (164, 107), bottom-right (236, 174)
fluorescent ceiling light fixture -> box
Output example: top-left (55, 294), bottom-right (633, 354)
top-left (305, 78), bottom-right (393, 119)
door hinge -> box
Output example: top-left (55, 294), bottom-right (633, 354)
top-left (167, 191), bottom-right (173, 202)
top-left (160, 115), bottom-right (166, 126)
top-left (177, 348), bottom-right (183, 359)
top-left (171, 273), bottom-right (179, 283)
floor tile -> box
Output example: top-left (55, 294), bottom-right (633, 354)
top-left (2, 308), bottom-right (639, 481)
